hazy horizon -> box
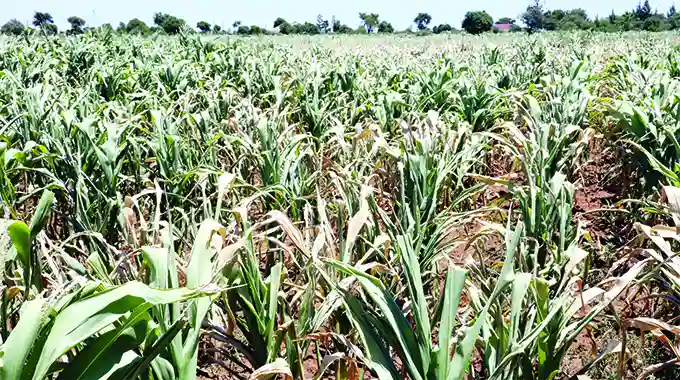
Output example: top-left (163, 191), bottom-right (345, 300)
top-left (4, 0), bottom-right (678, 31)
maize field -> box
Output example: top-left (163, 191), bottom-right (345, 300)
top-left (2, 30), bottom-right (680, 379)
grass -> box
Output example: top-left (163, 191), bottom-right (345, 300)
top-left (1, 29), bottom-right (680, 379)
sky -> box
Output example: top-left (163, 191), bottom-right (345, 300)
top-left (2, 0), bottom-right (678, 31)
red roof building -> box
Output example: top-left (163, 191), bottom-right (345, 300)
top-left (493, 23), bottom-right (512, 32)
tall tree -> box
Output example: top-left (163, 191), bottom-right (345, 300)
top-left (636, 0), bottom-right (652, 20)
top-left (414, 13), bottom-right (432, 30)
top-left (298, 22), bottom-right (320, 34)
top-left (67, 16), bottom-right (86, 34)
top-left (1, 19), bottom-right (25, 35)
top-left (462, 11), bottom-right (493, 34)
top-left (249, 25), bottom-right (265, 34)
top-left (154, 13), bottom-right (186, 34)
top-left (378, 20), bottom-right (394, 33)
top-left (332, 19), bottom-right (353, 33)
top-left (316, 15), bottom-right (329, 33)
top-left (196, 21), bottom-right (211, 33)
top-left (433, 23), bottom-right (452, 33)
top-left (279, 22), bottom-right (295, 34)
top-left (32, 12), bottom-right (54, 27)
top-left (213, 25), bottom-right (222, 33)
top-left (273, 17), bottom-right (287, 28)
top-left (359, 13), bottom-right (379, 33)
top-left (233, 21), bottom-right (241, 30)
top-left (669, 5), bottom-right (680, 29)
top-left (521, 0), bottom-right (545, 33)
top-left (126, 18), bottom-right (150, 35)
top-left (43, 24), bottom-right (58, 35)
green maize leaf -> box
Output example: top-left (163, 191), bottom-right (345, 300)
top-left (491, 296), bottom-right (567, 378)
top-left (28, 190), bottom-right (53, 239)
top-left (436, 266), bottom-right (467, 380)
top-left (623, 107), bottom-right (648, 138)
top-left (8, 221), bottom-right (29, 266)
top-left (449, 223), bottom-right (522, 380)
top-left (396, 234), bottom-right (431, 374)
top-left (264, 263), bottom-right (283, 364)
top-left (508, 273), bottom-right (531, 346)
top-left (0, 298), bottom-right (43, 380)
top-left (142, 247), bottom-right (170, 290)
top-left (32, 281), bottom-right (212, 380)
top-left (181, 220), bottom-right (226, 380)
top-left (55, 302), bottom-right (154, 380)
top-left (89, 351), bottom-right (139, 380)
top-left (326, 259), bottom-right (423, 380)
top-left (343, 296), bottom-right (399, 380)
top-left (109, 318), bottom-right (186, 380)
top-left (150, 357), bottom-right (176, 380)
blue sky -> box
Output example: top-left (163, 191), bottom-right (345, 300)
top-left (3, 0), bottom-right (677, 31)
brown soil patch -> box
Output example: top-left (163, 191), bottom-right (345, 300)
top-left (562, 328), bottom-right (600, 378)
top-left (573, 135), bottom-right (634, 243)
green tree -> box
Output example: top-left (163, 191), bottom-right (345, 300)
top-left (414, 13), bottom-right (432, 30)
top-left (126, 18), bottom-right (149, 35)
top-left (432, 23), bottom-right (452, 34)
top-left (154, 13), bottom-right (186, 34)
top-left (32, 12), bottom-right (53, 27)
top-left (67, 16), bottom-right (86, 34)
top-left (42, 23), bottom-right (58, 35)
top-left (669, 6), bottom-right (680, 29)
top-left (250, 25), bottom-right (265, 34)
top-left (643, 13), bottom-right (668, 31)
top-left (545, 9), bottom-right (592, 31)
top-left (636, 0), bottom-right (652, 21)
top-left (332, 19), bottom-right (353, 33)
top-left (496, 17), bottom-right (516, 24)
top-left (278, 22), bottom-right (295, 34)
top-left (213, 25), bottom-right (222, 33)
top-left (522, 1), bottom-right (545, 33)
top-left (32, 12), bottom-right (57, 34)
top-left (316, 15), bottom-right (329, 33)
top-left (298, 22), bottom-right (320, 34)
top-left (462, 10), bottom-right (493, 34)
top-left (359, 13), bottom-right (379, 33)
top-left (273, 17), bottom-right (287, 28)
top-left (197, 21), bottom-right (211, 33)
top-left (378, 20), bottom-right (394, 33)
top-left (1, 19), bottom-right (24, 35)
top-left (237, 25), bottom-right (250, 34)
top-left (0, 18), bottom-right (26, 36)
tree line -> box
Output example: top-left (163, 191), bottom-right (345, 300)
top-left (1, 1), bottom-right (679, 37)
top-left (520, 0), bottom-right (680, 33)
